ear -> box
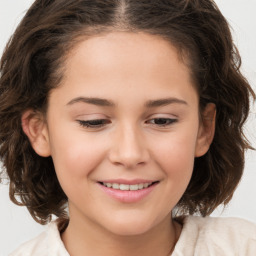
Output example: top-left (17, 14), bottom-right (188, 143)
top-left (195, 103), bottom-right (216, 157)
top-left (21, 110), bottom-right (51, 157)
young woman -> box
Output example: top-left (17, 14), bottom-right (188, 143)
top-left (0, 0), bottom-right (255, 255)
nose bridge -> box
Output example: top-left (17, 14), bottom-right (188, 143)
top-left (109, 121), bottom-right (149, 168)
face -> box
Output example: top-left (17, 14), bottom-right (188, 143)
top-left (25, 32), bottom-right (214, 236)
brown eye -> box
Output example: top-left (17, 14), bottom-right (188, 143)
top-left (146, 118), bottom-right (177, 127)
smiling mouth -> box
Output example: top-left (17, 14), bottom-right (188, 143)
top-left (98, 181), bottom-right (159, 191)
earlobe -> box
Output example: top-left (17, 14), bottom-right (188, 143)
top-left (195, 103), bottom-right (216, 157)
top-left (21, 110), bottom-right (51, 157)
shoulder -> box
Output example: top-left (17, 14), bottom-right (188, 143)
top-left (187, 215), bottom-right (256, 236)
top-left (9, 221), bottom-right (69, 256)
top-left (173, 216), bottom-right (256, 255)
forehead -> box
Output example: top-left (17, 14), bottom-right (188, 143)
top-left (51, 31), bottom-right (198, 107)
top-left (66, 31), bottom-right (189, 78)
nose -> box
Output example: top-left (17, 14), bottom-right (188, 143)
top-left (108, 123), bottom-right (150, 169)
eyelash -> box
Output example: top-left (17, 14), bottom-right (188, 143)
top-left (77, 119), bottom-right (110, 128)
top-left (146, 118), bottom-right (178, 127)
top-left (77, 118), bottom-right (177, 129)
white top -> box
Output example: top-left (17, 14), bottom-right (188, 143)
top-left (10, 216), bottom-right (256, 256)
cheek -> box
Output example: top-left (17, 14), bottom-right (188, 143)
top-left (150, 127), bottom-right (198, 183)
top-left (48, 125), bottom-right (106, 184)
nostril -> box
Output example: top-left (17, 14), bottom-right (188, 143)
top-left (108, 136), bottom-right (150, 168)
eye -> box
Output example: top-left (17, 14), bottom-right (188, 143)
top-left (146, 118), bottom-right (177, 127)
top-left (77, 119), bottom-right (111, 128)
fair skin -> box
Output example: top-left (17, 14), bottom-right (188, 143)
top-left (22, 32), bottom-right (215, 256)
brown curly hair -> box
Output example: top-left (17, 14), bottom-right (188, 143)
top-left (0, 0), bottom-right (255, 224)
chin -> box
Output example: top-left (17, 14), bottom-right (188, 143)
top-left (104, 216), bottom-right (157, 237)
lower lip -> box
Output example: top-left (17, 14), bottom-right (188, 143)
top-left (98, 183), bottom-right (158, 203)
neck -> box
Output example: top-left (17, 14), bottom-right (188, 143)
top-left (61, 209), bottom-right (181, 256)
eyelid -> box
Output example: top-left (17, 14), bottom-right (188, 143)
top-left (145, 117), bottom-right (178, 127)
top-left (75, 113), bottom-right (108, 119)
top-left (77, 119), bottom-right (111, 129)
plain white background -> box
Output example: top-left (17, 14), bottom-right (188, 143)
top-left (0, 0), bottom-right (255, 255)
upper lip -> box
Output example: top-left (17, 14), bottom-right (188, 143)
top-left (98, 179), bottom-right (159, 185)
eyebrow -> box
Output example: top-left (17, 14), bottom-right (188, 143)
top-left (145, 98), bottom-right (188, 108)
top-left (67, 97), bottom-right (115, 107)
top-left (66, 97), bottom-right (188, 107)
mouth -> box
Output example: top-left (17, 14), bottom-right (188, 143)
top-left (97, 180), bottom-right (160, 203)
top-left (98, 181), bottom-right (159, 191)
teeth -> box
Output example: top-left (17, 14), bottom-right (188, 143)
top-left (138, 183), bottom-right (144, 189)
top-left (130, 184), bottom-right (139, 191)
top-left (144, 183), bottom-right (149, 188)
top-left (102, 182), bottom-right (153, 190)
top-left (112, 183), bottom-right (119, 189)
top-left (119, 184), bottom-right (130, 190)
